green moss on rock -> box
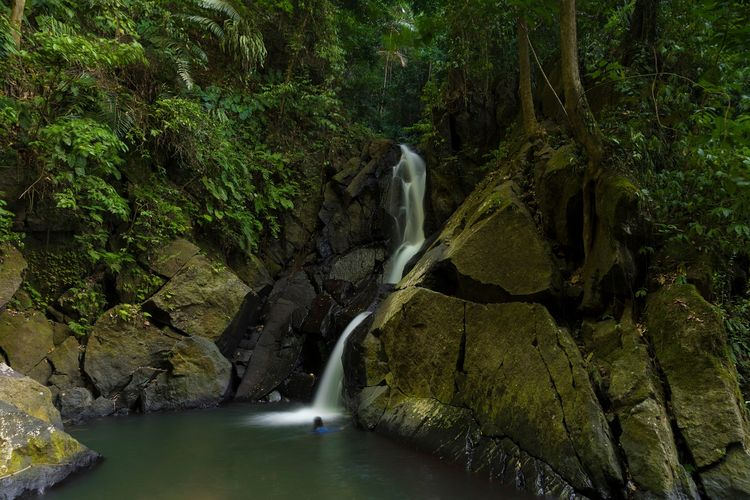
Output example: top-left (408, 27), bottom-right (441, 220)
top-left (646, 284), bottom-right (750, 494)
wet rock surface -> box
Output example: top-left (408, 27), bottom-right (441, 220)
top-left (0, 364), bottom-right (99, 499)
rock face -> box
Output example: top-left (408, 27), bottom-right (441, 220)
top-left (0, 364), bottom-right (99, 498)
top-left (0, 245), bottom-right (26, 311)
top-left (581, 174), bottom-right (640, 312)
top-left (342, 149), bottom-right (750, 500)
top-left (235, 271), bottom-right (316, 400)
top-left (140, 336), bottom-right (231, 412)
top-left (584, 319), bottom-right (698, 498)
top-left (0, 310), bottom-right (55, 383)
top-left (84, 305), bottom-right (230, 412)
top-left (646, 285), bottom-right (750, 498)
top-left (145, 254), bottom-right (253, 344)
top-left (348, 287), bottom-right (621, 497)
top-left (401, 178), bottom-right (558, 301)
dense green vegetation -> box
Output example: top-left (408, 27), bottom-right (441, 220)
top-left (1, 1), bottom-right (748, 380)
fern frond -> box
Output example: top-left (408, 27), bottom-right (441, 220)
top-left (193, 0), bottom-right (241, 22)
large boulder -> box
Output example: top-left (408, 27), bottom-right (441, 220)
top-left (58, 387), bottom-right (115, 424)
top-left (646, 285), bottom-right (750, 497)
top-left (85, 305), bottom-right (232, 412)
top-left (0, 363), bottom-right (62, 428)
top-left (139, 336), bottom-right (231, 412)
top-left (349, 287), bottom-right (622, 496)
top-left (328, 247), bottom-right (386, 285)
top-left (401, 179), bottom-right (558, 301)
top-left (0, 310), bottom-right (54, 383)
top-left (145, 254), bottom-right (252, 344)
top-left (142, 238), bottom-right (200, 278)
top-left (235, 271), bottom-right (316, 400)
top-left (0, 244), bottom-right (26, 311)
top-left (584, 319), bottom-right (698, 498)
top-left (0, 364), bottom-right (99, 498)
top-left (0, 401), bottom-right (99, 499)
top-left (84, 305), bottom-right (180, 398)
top-left (47, 336), bottom-right (85, 392)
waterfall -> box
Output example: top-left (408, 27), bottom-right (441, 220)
top-left (383, 145), bottom-right (427, 284)
top-left (250, 145), bottom-right (426, 426)
top-left (310, 311), bottom-right (372, 413)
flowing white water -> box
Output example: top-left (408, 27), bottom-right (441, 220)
top-left (383, 145), bottom-right (427, 284)
top-left (250, 312), bottom-right (371, 426)
top-left (252, 145), bottom-right (426, 426)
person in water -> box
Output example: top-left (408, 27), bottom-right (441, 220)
top-left (312, 416), bottom-right (332, 434)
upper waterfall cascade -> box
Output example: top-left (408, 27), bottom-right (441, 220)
top-left (251, 145), bottom-right (426, 425)
top-left (383, 145), bottom-right (427, 284)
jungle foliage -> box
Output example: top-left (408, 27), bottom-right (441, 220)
top-left (1, 1), bottom-right (749, 374)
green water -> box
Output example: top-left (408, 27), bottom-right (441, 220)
top-left (45, 403), bottom-right (532, 500)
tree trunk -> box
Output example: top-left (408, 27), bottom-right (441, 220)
top-left (10, 0), bottom-right (26, 49)
top-left (559, 0), bottom-right (603, 257)
top-left (517, 17), bottom-right (538, 138)
top-left (621, 0), bottom-right (659, 65)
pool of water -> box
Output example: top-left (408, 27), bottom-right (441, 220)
top-left (45, 403), bottom-right (533, 500)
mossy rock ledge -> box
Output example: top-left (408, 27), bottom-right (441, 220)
top-left (0, 364), bottom-right (99, 499)
top-left (400, 179), bottom-right (558, 302)
top-left (646, 284), bottom-right (750, 499)
top-left (345, 286), bottom-right (622, 498)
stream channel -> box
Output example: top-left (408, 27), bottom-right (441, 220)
top-left (44, 403), bottom-right (532, 499)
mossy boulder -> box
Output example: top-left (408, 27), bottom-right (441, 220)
top-left (461, 300), bottom-right (622, 495)
top-left (350, 287), bottom-right (622, 496)
top-left (367, 287), bottom-right (465, 402)
top-left (0, 364), bottom-right (99, 498)
top-left (0, 400), bottom-right (99, 499)
top-left (0, 363), bottom-right (62, 428)
top-left (646, 284), bottom-right (750, 494)
top-left (138, 336), bottom-right (231, 412)
top-left (0, 310), bottom-right (55, 383)
top-left (401, 179), bottom-right (557, 300)
top-left (145, 254), bottom-right (252, 343)
top-left (47, 336), bottom-right (85, 392)
top-left (85, 306), bottom-right (232, 412)
top-left (84, 305), bottom-right (182, 398)
top-left (585, 320), bottom-right (697, 498)
top-left (142, 238), bottom-right (200, 279)
top-left (0, 245), bottom-right (26, 311)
